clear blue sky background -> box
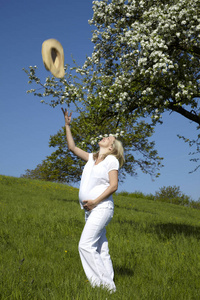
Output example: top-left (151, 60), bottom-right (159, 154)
top-left (0, 0), bottom-right (199, 200)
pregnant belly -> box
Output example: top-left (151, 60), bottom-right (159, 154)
top-left (79, 185), bottom-right (108, 204)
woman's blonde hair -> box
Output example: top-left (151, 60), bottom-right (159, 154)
top-left (93, 138), bottom-right (125, 168)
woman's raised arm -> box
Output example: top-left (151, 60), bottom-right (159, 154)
top-left (61, 108), bottom-right (89, 162)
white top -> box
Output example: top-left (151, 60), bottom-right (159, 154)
top-left (79, 153), bottom-right (119, 209)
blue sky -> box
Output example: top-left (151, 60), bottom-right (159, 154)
top-left (0, 0), bottom-right (199, 200)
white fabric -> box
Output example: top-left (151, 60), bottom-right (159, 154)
top-left (78, 206), bottom-right (116, 292)
top-left (78, 154), bottom-right (119, 292)
top-left (79, 154), bottom-right (119, 209)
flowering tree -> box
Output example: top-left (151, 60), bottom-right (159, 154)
top-left (24, 0), bottom-right (200, 180)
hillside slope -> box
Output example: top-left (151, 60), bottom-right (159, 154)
top-left (1, 175), bottom-right (200, 299)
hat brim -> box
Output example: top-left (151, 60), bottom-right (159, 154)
top-left (42, 39), bottom-right (65, 78)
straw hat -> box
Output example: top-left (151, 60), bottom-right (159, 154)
top-left (41, 39), bottom-right (65, 78)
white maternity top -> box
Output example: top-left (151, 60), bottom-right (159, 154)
top-left (79, 153), bottom-right (119, 209)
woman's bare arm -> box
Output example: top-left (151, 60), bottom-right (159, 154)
top-left (61, 108), bottom-right (89, 162)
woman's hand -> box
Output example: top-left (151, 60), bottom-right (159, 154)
top-left (61, 108), bottom-right (72, 125)
top-left (83, 200), bottom-right (97, 211)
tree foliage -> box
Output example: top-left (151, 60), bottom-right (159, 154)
top-left (178, 132), bottom-right (200, 172)
top-left (23, 0), bottom-right (200, 181)
top-left (21, 121), bottom-right (86, 183)
top-left (155, 185), bottom-right (191, 206)
top-left (21, 116), bottom-right (162, 183)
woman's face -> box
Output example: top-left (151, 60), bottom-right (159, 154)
top-left (98, 136), bottom-right (115, 149)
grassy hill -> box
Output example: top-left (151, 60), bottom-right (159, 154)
top-left (1, 175), bottom-right (200, 300)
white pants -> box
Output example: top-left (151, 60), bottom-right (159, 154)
top-left (78, 206), bottom-right (116, 292)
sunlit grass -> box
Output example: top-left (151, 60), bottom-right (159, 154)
top-left (1, 175), bottom-right (200, 299)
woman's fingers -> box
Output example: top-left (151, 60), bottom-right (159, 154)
top-left (61, 108), bottom-right (72, 119)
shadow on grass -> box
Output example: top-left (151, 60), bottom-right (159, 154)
top-left (153, 223), bottom-right (200, 240)
top-left (115, 266), bottom-right (134, 276)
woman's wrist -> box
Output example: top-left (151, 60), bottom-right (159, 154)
top-left (94, 198), bottom-right (100, 205)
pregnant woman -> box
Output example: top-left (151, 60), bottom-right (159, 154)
top-left (62, 108), bottom-right (125, 293)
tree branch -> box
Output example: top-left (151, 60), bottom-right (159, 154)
top-left (168, 103), bottom-right (200, 125)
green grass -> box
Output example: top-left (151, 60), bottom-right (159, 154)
top-left (0, 175), bottom-right (200, 299)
